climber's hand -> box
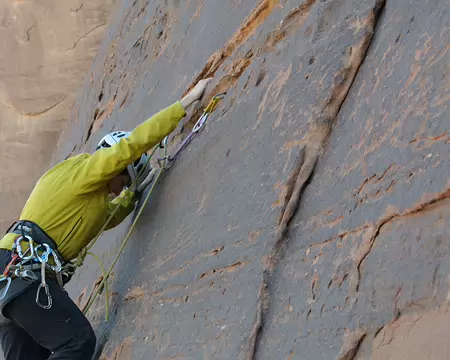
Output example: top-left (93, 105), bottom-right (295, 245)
top-left (180, 78), bottom-right (212, 109)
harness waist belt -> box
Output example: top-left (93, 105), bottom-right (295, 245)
top-left (5, 220), bottom-right (66, 265)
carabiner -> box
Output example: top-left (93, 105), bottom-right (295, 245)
top-left (192, 112), bottom-right (209, 133)
top-left (159, 136), bottom-right (169, 149)
top-left (36, 283), bottom-right (52, 309)
top-left (192, 93), bottom-right (226, 133)
top-left (35, 244), bottom-right (51, 264)
top-left (47, 250), bottom-right (62, 272)
top-left (0, 277), bottom-right (11, 301)
top-left (14, 235), bottom-right (35, 261)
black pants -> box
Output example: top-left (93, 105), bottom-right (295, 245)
top-left (0, 251), bottom-right (96, 360)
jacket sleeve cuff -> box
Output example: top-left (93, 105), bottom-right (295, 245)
top-left (174, 100), bottom-right (187, 117)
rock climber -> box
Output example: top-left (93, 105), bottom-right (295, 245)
top-left (0, 78), bottom-right (211, 360)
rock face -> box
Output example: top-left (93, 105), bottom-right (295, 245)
top-left (0, 0), bottom-right (116, 233)
top-left (14, 0), bottom-right (450, 359)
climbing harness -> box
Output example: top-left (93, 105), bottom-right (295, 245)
top-left (157, 92), bottom-right (227, 169)
top-left (0, 222), bottom-right (66, 309)
top-left (80, 92), bottom-right (226, 320)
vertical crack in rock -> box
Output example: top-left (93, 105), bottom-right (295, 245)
top-left (244, 1), bottom-right (387, 359)
top-left (239, 282), bottom-right (269, 360)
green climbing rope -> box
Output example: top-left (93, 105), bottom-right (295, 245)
top-left (86, 251), bottom-right (110, 320)
top-left (83, 156), bottom-right (167, 316)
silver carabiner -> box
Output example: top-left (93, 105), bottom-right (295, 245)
top-left (192, 92), bottom-right (226, 133)
top-left (35, 244), bottom-right (51, 263)
top-left (14, 235), bottom-right (35, 261)
top-left (36, 283), bottom-right (52, 309)
top-left (0, 277), bottom-right (11, 301)
top-left (192, 112), bottom-right (209, 133)
top-left (159, 136), bottom-right (169, 148)
top-left (35, 249), bottom-right (52, 309)
top-left (47, 249), bottom-right (62, 272)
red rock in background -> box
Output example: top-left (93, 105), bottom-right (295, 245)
top-left (2, 0), bottom-right (449, 359)
top-left (0, 0), bottom-right (116, 233)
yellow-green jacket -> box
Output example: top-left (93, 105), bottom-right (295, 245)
top-left (0, 101), bottom-right (186, 261)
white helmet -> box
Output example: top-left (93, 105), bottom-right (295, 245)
top-left (96, 131), bottom-right (151, 189)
